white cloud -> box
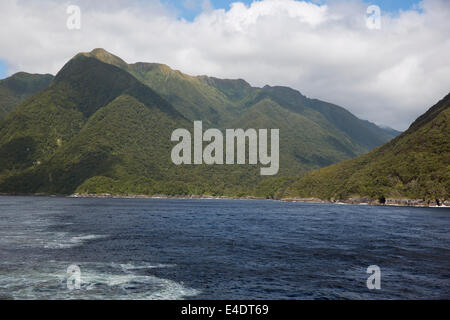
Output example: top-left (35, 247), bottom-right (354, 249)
top-left (0, 0), bottom-right (449, 130)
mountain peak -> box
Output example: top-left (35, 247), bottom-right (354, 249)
top-left (130, 62), bottom-right (175, 75)
top-left (3, 71), bottom-right (53, 81)
top-left (76, 48), bottom-right (128, 69)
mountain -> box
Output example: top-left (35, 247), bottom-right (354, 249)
top-left (80, 49), bottom-right (399, 171)
top-left (0, 72), bottom-right (53, 119)
top-left (81, 50), bottom-right (398, 135)
top-left (0, 53), bottom-right (193, 194)
top-left (378, 125), bottom-right (402, 138)
top-left (0, 49), bottom-right (401, 197)
top-left (0, 53), bottom-right (262, 196)
top-left (283, 93), bottom-right (450, 204)
top-left (80, 49), bottom-right (239, 126)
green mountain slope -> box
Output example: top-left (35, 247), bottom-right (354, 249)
top-left (81, 49), bottom-right (398, 142)
top-left (2, 94), bottom-right (186, 195)
top-left (0, 54), bottom-right (160, 170)
top-left (0, 72), bottom-right (53, 119)
top-left (284, 93), bottom-right (450, 203)
top-left (43, 92), bottom-right (268, 196)
top-left (0, 53), bottom-right (263, 196)
top-left (231, 98), bottom-right (362, 175)
top-left (0, 49), bottom-right (404, 197)
top-left (246, 85), bottom-right (399, 150)
top-left (0, 54), bottom-right (186, 193)
top-left (80, 49), bottom-right (238, 126)
top-left (79, 49), bottom-right (399, 169)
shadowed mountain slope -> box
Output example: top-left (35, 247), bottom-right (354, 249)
top-left (284, 93), bottom-right (450, 202)
top-left (0, 49), bottom-right (405, 197)
top-left (0, 72), bottom-right (53, 119)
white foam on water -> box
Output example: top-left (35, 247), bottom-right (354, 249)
top-left (0, 261), bottom-right (200, 300)
top-left (117, 262), bottom-right (176, 271)
top-left (43, 233), bottom-right (108, 249)
top-left (0, 209), bottom-right (107, 249)
top-left (0, 232), bottom-right (106, 249)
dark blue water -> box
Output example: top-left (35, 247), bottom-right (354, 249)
top-left (0, 196), bottom-right (449, 299)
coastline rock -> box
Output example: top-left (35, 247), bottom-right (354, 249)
top-left (281, 198), bottom-right (325, 203)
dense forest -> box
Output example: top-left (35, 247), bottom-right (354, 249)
top-left (6, 49), bottom-right (446, 202)
top-left (284, 93), bottom-right (450, 203)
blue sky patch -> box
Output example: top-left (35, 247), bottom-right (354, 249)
top-left (0, 60), bottom-right (7, 80)
top-left (165, 0), bottom-right (422, 21)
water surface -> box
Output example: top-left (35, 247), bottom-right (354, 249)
top-left (0, 196), bottom-right (449, 299)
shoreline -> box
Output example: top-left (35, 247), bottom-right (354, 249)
top-left (281, 197), bottom-right (450, 208)
top-left (1, 192), bottom-right (448, 208)
top-left (69, 193), bottom-right (267, 201)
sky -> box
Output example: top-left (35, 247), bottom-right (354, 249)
top-left (0, 0), bottom-right (449, 130)
top-left (164, 0), bottom-right (421, 20)
top-left (0, 61), bottom-right (7, 79)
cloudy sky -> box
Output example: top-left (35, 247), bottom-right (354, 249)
top-left (1, 0), bottom-right (449, 130)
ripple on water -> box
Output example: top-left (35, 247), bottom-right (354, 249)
top-left (0, 261), bottom-right (200, 300)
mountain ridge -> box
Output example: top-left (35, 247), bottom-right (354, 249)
top-left (0, 48), bottom-right (406, 198)
top-left (80, 48), bottom-right (401, 138)
top-left (0, 72), bottom-right (53, 120)
top-left (283, 92), bottom-right (450, 204)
